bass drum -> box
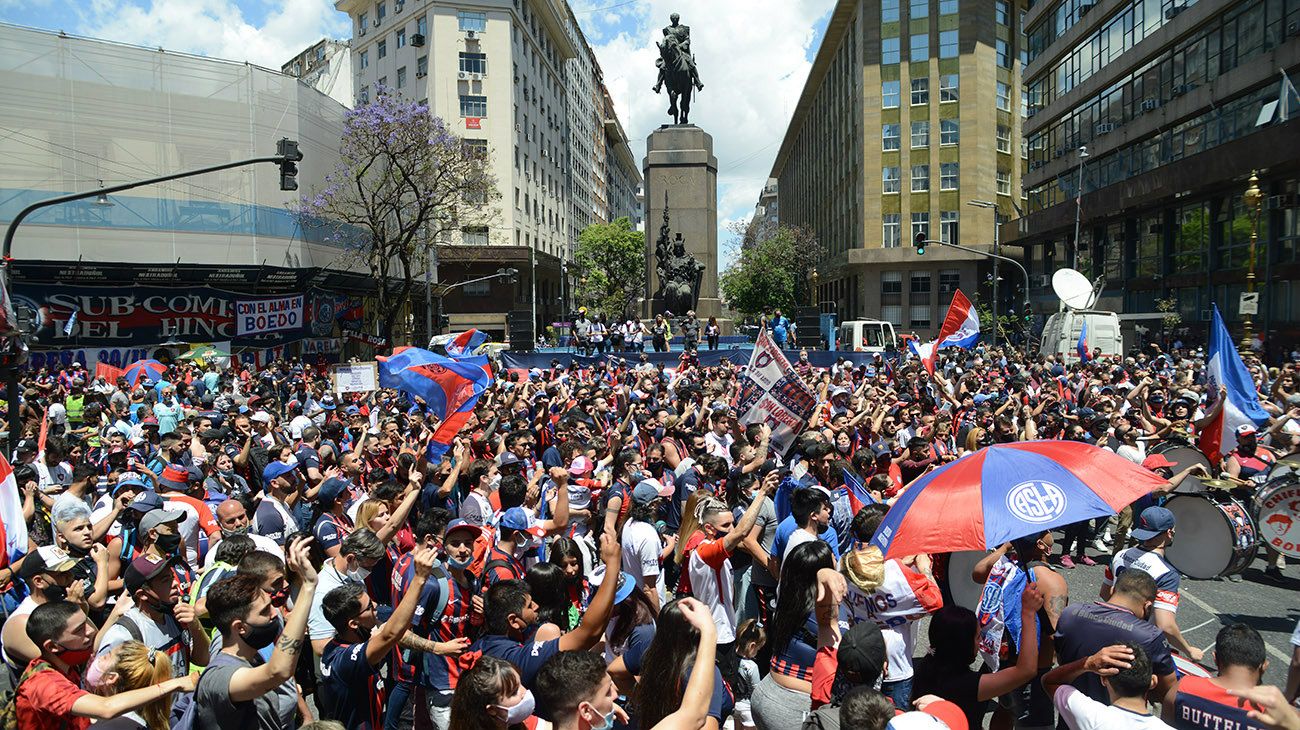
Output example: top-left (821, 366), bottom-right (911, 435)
top-left (1149, 441), bottom-right (1214, 494)
top-left (1253, 477), bottom-right (1300, 559)
top-left (1164, 493), bottom-right (1259, 579)
top-left (945, 550), bottom-right (988, 611)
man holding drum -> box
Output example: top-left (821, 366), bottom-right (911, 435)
top-left (1100, 507), bottom-right (1203, 664)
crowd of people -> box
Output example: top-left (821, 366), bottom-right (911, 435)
top-left (566, 308), bottom-right (729, 354)
top-left (2, 338), bottom-right (1300, 730)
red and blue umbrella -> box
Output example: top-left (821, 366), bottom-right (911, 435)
top-left (123, 359), bottom-right (167, 388)
top-left (871, 441), bottom-right (1167, 558)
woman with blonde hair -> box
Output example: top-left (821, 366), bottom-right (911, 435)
top-left (84, 640), bottom-right (175, 730)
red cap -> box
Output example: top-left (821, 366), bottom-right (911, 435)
top-left (1142, 454), bottom-right (1175, 471)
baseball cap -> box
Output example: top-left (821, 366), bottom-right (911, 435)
top-left (568, 455), bottom-right (593, 476)
top-left (141, 416), bottom-right (159, 428)
top-left (836, 622), bottom-right (887, 685)
top-left (444, 519), bottom-right (481, 540)
top-left (14, 439), bottom-right (36, 454)
top-left (157, 464), bottom-right (194, 491)
top-left (318, 477), bottom-right (350, 506)
top-left (249, 412), bottom-right (273, 424)
top-left (1131, 506), bottom-right (1176, 541)
top-left (887, 711), bottom-right (954, 729)
top-left (1141, 454), bottom-right (1176, 471)
top-left (262, 459), bottom-right (299, 483)
top-left (139, 508), bottom-right (185, 534)
top-left (112, 474), bottom-right (149, 496)
top-left (19, 545), bottom-right (77, 580)
top-left (496, 452), bottom-right (522, 468)
top-left (1235, 424), bottom-right (1258, 437)
top-left (499, 507), bottom-right (545, 537)
top-left (632, 478), bottom-right (672, 505)
top-left (123, 555), bottom-right (174, 593)
top-left (128, 490), bottom-right (165, 513)
top-left (320, 395), bottom-right (337, 411)
top-left (610, 571), bottom-right (637, 605)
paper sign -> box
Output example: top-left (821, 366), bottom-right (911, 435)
top-left (332, 361), bottom-right (379, 393)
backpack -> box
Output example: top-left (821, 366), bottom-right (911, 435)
top-left (0, 660), bottom-right (53, 730)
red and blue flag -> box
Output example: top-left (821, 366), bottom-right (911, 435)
top-left (445, 329), bottom-right (488, 357)
top-left (1076, 321), bottom-right (1091, 362)
top-left (377, 347), bottom-right (493, 462)
top-left (842, 467), bottom-right (877, 514)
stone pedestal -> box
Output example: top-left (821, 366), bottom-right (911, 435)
top-left (643, 124), bottom-right (722, 322)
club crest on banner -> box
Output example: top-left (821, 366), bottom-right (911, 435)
top-left (1006, 481), bottom-right (1067, 523)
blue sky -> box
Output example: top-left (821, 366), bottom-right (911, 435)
top-left (0, 0), bottom-right (834, 268)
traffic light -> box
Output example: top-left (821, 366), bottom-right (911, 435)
top-left (277, 138), bottom-right (303, 191)
top-left (497, 267), bottom-right (519, 284)
top-left (438, 314), bottom-right (451, 330)
top-left (914, 231), bottom-right (927, 255)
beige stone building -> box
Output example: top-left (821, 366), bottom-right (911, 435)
top-left (333, 0), bottom-right (638, 338)
top-left (769, 0), bottom-right (1028, 340)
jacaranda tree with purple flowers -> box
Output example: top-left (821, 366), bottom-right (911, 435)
top-left (298, 91), bottom-right (498, 345)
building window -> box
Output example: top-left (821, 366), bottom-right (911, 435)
top-left (995, 0), bottom-right (1009, 25)
top-left (417, 15), bottom-right (427, 35)
top-left (996, 81), bottom-right (1010, 111)
top-left (939, 0), bottom-right (957, 14)
top-left (940, 211), bottom-right (958, 243)
top-left (911, 78), bottom-right (928, 105)
top-left (377, 2), bottom-right (386, 22)
top-left (883, 214), bottom-right (901, 247)
top-left (911, 121), bottom-right (929, 148)
top-left (357, 85), bottom-right (369, 105)
top-left (882, 271), bottom-right (903, 326)
top-left (909, 0), bottom-right (928, 19)
top-left (940, 162), bottom-right (958, 190)
top-left (940, 119), bottom-right (959, 145)
top-left (882, 37), bottom-right (900, 64)
top-left (359, 50), bottom-right (369, 69)
top-left (397, 29), bottom-right (406, 48)
top-left (883, 166), bottom-right (901, 193)
top-left (940, 73), bottom-right (958, 102)
top-left (358, 12), bottom-right (368, 32)
top-left (996, 125), bottom-right (1011, 153)
top-left (460, 52), bottom-right (487, 74)
top-left (882, 80), bottom-right (900, 108)
top-left (996, 39), bottom-right (1011, 68)
top-left (882, 0), bottom-right (900, 22)
top-left (458, 11), bottom-right (487, 32)
top-left (397, 66), bottom-right (407, 88)
top-left (939, 269), bottom-right (961, 299)
top-left (417, 55), bottom-right (428, 75)
top-left (910, 33), bottom-right (929, 61)
top-left (460, 94), bottom-right (488, 117)
top-left (997, 171), bottom-right (1011, 196)
top-left (378, 40), bottom-right (387, 59)
top-left (911, 212), bottom-right (930, 242)
top-left (882, 124), bottom-right (901, 151)
top-left (911, 274), bottom-right (932, 328)
top-left (939, 30), bottom-right (958, 58)
top-left (911, 165), bottom-right (930, 192)
top-left (377, 75), bottom-right (387, 88)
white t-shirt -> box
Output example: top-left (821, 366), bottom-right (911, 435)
top-left (621, 520), bottom-right (662, 594)
top-left (705, 431), bottom-right (735, 467)
top-left (203, 532), bottom-right (284, 568)
top-left (1054, 686), bottom-right (1174, 730)
top-left (47, 402), bottom-right (67, 426)
top-left (289, 415), bottom-right (314, 441)
top-left (783, 528), bottom-right (818, 562)
top-left (460, 491), bottom-right (494, 527)
top-left (686, 536), bottom-right (736, 643)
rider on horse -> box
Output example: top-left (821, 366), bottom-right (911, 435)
top-left (652, 13), bottom-right (704, 93)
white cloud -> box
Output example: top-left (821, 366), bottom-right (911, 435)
top-left (584, 0), bottom-right (833, 271)
top-left (76, 0), bottom-right (349, 70)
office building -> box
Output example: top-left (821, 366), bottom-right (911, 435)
top-left (755, 178), bottom-right (780, 227)
top-left (1008, 0), bottom-right (1300, 354)
top-left (282, 39), bottom-right (355, 108)
top-left (770, 0), bottom-right (1029, 339)
top-left (336, 0), bottom-right (639, 338)
top-left (603, 85), bottom-right (642, 227)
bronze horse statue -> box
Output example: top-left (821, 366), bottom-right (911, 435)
top-left (653, 33), bottom-right (701, 125)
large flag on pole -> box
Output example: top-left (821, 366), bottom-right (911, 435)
top-left (445, 329), bottom-right (488, 357)
top-left (378, 347), bottom-right (494, 462)
top-left (734, 328), bottom-right (818, 454)
top-left (1198, 304), bottom-right (1270, 462)
top-left (1076, 320), bottom-right (1091, 362)
top-left (911, 290), bottom-right (979, 375)
top-left (0, 453), bottom-right (28, 569)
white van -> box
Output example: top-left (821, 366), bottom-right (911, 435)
top-left (838, 320), bottom-right (898, 353)
top-left (1039, 310), bottom-right (1124, 360)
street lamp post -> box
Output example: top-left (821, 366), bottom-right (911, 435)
top-left (968, 200), bottom-right (999, 347)
top-left (1241, 170), bottom-right (1264, 356)
top-left (1072, 146), bottom-right (1089, 271)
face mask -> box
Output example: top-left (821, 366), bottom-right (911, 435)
top-left (155, 532), bottom-right (182, 555)
top-left (221, 525), bottom-right (250, 539)
top-left (647, 463), bottom-right (665, 478)
top-left (346, 565), bottom-right (372, 583)
top-left (55, 641), bottom-right (94, 668)
top-left (43, 582), bottom-right (68, 603)
top-left (627, 469), bottom-right (643, 484)
top-left (240, 616), bottom-right (282, 650)
top-left (585, 705), bottom-right (616, 730)
top-left (448, 554), bottom-right (474, 570)
top-left (496, 689), bottom-right (536, 724)
top-left (489, 474), bottom-right (502, 491)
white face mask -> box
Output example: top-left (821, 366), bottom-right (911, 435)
top-left (496, 689), bottom-right (535, 724)
top-left (346, 564), bottom-right (371, 583)
top-left (489, 474), bottom-right (502, 491)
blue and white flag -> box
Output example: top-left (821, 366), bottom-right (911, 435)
top-left (1198, 304), bottom-right (1270, 460)
top-left (62, 307), bottom-right (78, 337)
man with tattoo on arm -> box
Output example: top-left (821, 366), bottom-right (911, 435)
top-left (195, 536), bottom-right (319, 730)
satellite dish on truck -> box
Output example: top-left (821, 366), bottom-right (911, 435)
top-left (1052, 268), bottom-right (1099, 310)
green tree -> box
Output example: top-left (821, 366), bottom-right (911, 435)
top-left (574, 217), bottom-right (645, 318)
top-left (721, 220), bottom-right (824, 317)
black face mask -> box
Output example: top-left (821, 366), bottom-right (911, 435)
top-left (43, 582), bottom-right (68, 603)
top-left (241, 616), bottom-right (282, 650)
top-left (155, 532), bottom-right (182, 555)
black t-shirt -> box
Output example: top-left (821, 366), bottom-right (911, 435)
top-left (910, 655), bottom-right (988, 729)
top-left (1053, 601), bottom-right (1175, 706)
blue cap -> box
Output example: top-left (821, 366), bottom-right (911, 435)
top-left (444, 519), bottom-right (480, 539)
top-left (113, 474), bottom-right (148, 496)
top-left (612, 571), bottom-right (636, 605)
top-left (1131, 506), bottom-right (1175, 541)
top-left (262, 460), bottom-right (298, 483)
top-left (318, 477), bottom-right (349, 505)
top-left (500, 507), bottom-right (543, 536)
top-left (127, 490), bottom-right (164, 513)
top-left (345, 405), bottom-right (361, 415)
